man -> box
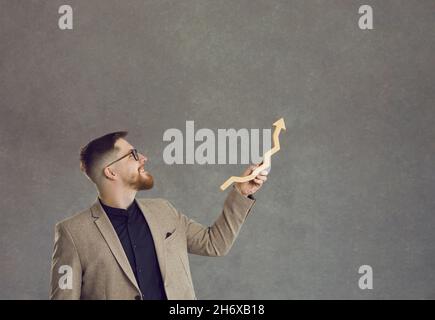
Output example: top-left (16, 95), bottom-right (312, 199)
top-left (50, 131), bottom-right (268, 300)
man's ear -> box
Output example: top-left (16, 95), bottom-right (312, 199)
top-left (103, 166), bottom-right (116, 180)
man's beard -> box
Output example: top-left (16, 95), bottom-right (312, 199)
top-left (128, 169), bottom-right (154, 191)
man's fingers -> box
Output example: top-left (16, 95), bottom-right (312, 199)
top-left (251, 163), bottom-right (261, 171)
top-left (253, 178), bottom-right (263, 185)
top-left (244, 163), bottom-right (261, 176)
top-left (256, 175), bottom-right (267, 181)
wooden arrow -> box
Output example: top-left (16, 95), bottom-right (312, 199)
top-left (220, 118), bottom-right (286, 191)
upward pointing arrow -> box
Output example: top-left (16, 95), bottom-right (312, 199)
top-left (273, 118), bottom-right (286, 130)
top-left (220, 117), bottom-right (286, 191)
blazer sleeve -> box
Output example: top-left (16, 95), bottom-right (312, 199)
top-left (165, 186), bottom-right (256, 256)
top-left (49, 222), bottom-right (82, 300)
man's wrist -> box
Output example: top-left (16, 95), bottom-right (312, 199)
top-left (234, 184), bottom-right (254, 199)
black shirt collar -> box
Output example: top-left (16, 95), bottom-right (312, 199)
top-left (99, 198), bottom-right (138, 217)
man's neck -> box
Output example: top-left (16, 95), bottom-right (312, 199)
top-left (98, 188), bottom-right (137, 209)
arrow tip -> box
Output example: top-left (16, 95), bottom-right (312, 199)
top-left (273, 118), bottom-right (286, 130)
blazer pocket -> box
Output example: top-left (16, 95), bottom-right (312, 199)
top-left (164, 227), bottom-right (178, 242)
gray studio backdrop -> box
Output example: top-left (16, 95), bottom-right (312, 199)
top-left (1, 0), bottom-right (434, 299)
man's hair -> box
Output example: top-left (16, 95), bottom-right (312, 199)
top-left (79, 131), bottom-right (128, 183)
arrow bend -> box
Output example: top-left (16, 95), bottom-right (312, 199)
top-left (220, 118), bottom-right (286, 191)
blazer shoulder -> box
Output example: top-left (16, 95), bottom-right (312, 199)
top-left (136, 197), bottom-right (178, 219)
top-left (55, 207), bottom-right (93, 231)
top-left (137, 197), bottom-right (167, 203)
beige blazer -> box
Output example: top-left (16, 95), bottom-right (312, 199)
top-left (50, 187), bottom-right (255, 300)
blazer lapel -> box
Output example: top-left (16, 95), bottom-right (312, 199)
top-left (90, 199), bottom-right (140, 293)
top-left (136, 199), bottom-right (167, 284)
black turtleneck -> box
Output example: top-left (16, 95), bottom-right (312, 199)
top-left (99, 198), bottom-right (167, 300)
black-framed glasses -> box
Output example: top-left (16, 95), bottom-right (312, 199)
top-left (105, 148), bottom-right (139, 167)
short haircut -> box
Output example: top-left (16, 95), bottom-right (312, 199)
top-left (79, 131), bottom-right (128, 183)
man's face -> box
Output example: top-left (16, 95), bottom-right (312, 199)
top-left (108, 138), bottom-right (154, 191)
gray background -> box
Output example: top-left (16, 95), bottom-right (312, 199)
top-left (1, 0), bottom-right (434, 299)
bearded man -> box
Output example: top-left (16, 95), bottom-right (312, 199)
top-left (50, 131), bottom-right (268, 300)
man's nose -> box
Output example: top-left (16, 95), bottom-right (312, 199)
top-left (139, 153), bottom-right (148, 163)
